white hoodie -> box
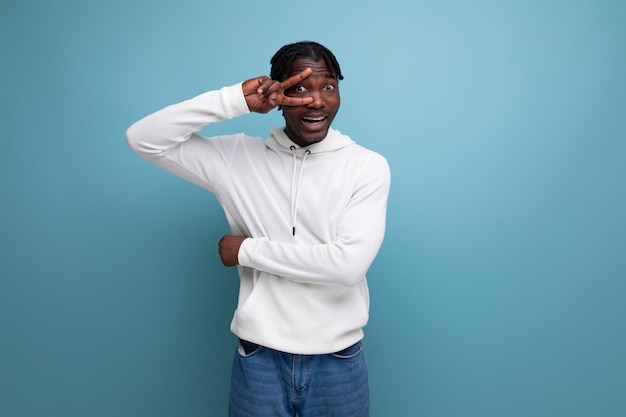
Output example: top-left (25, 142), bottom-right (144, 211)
top-left (126, 83), bottom-right (391, 354)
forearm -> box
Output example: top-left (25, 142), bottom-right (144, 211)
top-left (125, 83), bottom-right (249, 158)
top-left (125, 83), bottom-right (250, 190)
top-left (238, 162), bottom-right (391, 287)
top-left (238, 232), bottom-right (385, 287)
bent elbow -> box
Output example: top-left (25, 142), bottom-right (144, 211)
top-left (324, 243), bottom-right (375, 287)
top-left (332, 263), bottom-right (369, 287)
top-left (125, 122), bottom-right (153, 157)
top-left (125, 123), bottom-right (142, 154)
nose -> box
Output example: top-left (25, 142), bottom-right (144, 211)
top-left (306, 91), bottom-right (324, 109)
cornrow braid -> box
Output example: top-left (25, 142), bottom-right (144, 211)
top-left (270, 41), bottom-right (344, 82)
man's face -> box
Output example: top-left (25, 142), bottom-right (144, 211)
top-left (282, 58), bottom-right (340, 147)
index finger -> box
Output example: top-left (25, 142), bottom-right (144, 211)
top-left (278, 95), bottom-right (314, 107)
top-left (279, 67), bottom-right (313, 90)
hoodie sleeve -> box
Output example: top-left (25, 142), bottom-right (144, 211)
top-left (237, 153), bottom-right (391, 287)
top-left (125, 83), bottom-right (250, 192)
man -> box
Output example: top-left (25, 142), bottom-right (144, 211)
top-left (126, 41), bottom-right (390, 417)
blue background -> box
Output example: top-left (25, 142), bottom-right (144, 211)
top-left (1, 0), bottom-right (625, 416)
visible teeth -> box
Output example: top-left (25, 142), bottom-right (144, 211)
top-left (303, 116), bottom-right (325, 123)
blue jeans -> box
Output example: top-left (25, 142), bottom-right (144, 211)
top-left (229, 340), bottom-right (369, 417)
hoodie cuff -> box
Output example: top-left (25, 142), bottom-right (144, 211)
top-left (237, 237), bottom-right (257, 267)
top-left (223, 82), bottom-right (251, 119)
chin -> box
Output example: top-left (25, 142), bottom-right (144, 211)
top-left (302, 136), bottom-right (325, 146)
top-left (286, 124), bottom-right (330, 147)
top-left (306, 128), bottom-right (330, 142)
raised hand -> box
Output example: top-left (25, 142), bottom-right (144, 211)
top-left (242, 68), bottom-right (313, 114)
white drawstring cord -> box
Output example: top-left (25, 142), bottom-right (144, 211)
top-left (289, 146), bottom-right (311, 236)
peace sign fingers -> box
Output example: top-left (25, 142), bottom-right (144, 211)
top-left (273, 68), bottom-right (314, 107)
top-left (242, 68), bottom-right (313, 113)
top-left (279, 67), bottom-right (313, 90)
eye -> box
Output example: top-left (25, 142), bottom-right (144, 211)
top-left (294, 85), bottom-right (307, 93)
top-left (324, 83), bottom-right (336, 91)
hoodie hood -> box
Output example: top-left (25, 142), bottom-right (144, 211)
top-left (266, 126), bottom-right (355, 236)
top-left (266, 126), bottom-right (355, 154)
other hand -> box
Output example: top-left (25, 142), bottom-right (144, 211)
top-left (218, 235), bottom-right (248, 267)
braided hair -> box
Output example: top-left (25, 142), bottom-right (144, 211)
top-left (270, 41), bottom-right (344, 82)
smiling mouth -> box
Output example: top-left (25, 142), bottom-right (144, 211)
top-left (302, 116), bottom-right (327, 125)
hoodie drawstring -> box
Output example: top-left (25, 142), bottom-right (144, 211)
top-left (290, 146), bottom-right (311, 236)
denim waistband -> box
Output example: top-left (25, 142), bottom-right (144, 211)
top-left (239, 338), bottom-right (361, 356)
